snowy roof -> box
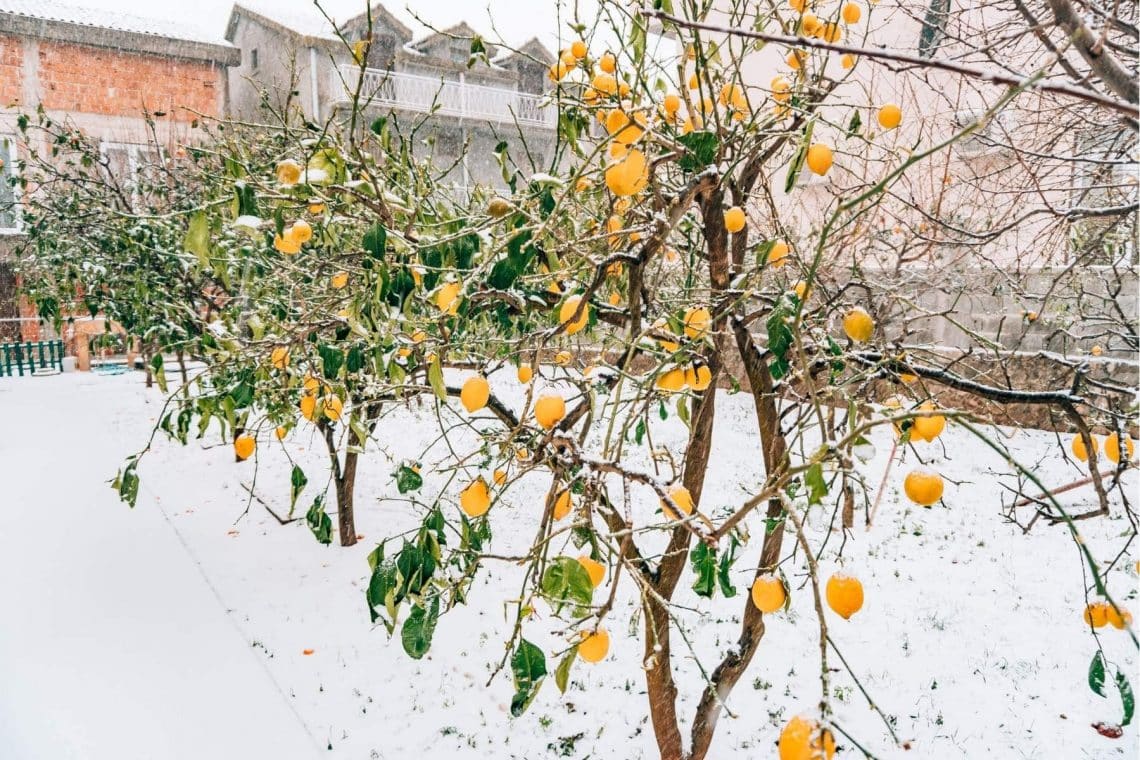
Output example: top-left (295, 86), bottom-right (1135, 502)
top-left (227, 2), bottom-right (413, 45)
top-left (0, 0), bottom-right (230, 47)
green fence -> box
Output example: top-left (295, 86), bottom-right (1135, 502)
top-left (0, 340), bottom-right (65, 377)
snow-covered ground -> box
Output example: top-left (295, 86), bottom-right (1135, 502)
top-left (1, 370), bottom-right (1136, 760)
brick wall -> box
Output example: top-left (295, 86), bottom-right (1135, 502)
top-left (0, 36), bottom-right (20, 106)
top-left (35, 40), bottom-right (223, 119)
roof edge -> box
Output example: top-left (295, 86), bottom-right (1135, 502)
top-left (2, 12), bottom-right (239, 65)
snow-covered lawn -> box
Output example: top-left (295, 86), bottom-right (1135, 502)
top-left (1, 371), bottom-right (1136, 759)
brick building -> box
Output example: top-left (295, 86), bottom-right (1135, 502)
top-left (0, 0), bottom-right (238, 342)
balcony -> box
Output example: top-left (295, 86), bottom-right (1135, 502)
top-left (332, 65), bottom-right (556, 129)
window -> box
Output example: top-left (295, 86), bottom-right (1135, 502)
top-left (250, 47), bottom-right (259, 71)
top-left (99, 141), bottom-right (165, 211)
top-left (0, 136), bottom-right (18, 231)
top-left (1069, 130), bottom-right (1138, 266)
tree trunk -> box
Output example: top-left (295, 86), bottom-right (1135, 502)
top-left (336, 446), bottom-right (359, 547)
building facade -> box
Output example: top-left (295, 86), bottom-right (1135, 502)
top-left (223, 2), bottom-right (558, 192)
top-left (0, 0), bottom-right (238, 342)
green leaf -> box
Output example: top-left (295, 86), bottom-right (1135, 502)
top-left (289, 465), bottom-right (308, 517)
top-left (784, 120), bottom-right (815, 193)
top-left (363, 223), bottom-right (387, 258)
top-left (150, 353), bottom-right (167, 393)
top-left (540, 557), bottom-right (595, 612)
top-left (184, 211), bottom-right (211, 268)
top-left (510, 639), bottom-right (547, 716)
top-left (847, 110), bottom-right (862, 138)
top-left (318, 344), bottom-right (344, 378)
top-left (555, 646), bottom-right (578, 693)
top-left (717, 535), bottom-right (740, 598)
top-left (690, 543), bottom-right (717, 598)
top-left (401, 597), bottom-right (440, 659)
top-left (396, 465), bottom-right (423, 494)
top-left (634, 418), bottom-right (646, 446)
top-left (114, 462), bottom-right (140, 508)
top-left (306, 495), bottom-right (333, 545)
top-left (427, 355), bottom-right (447, 401)
top-left (766, 297), bottom-right (795, 379)
top-left (1090, 650), bottom-right (1107, 697)
top-left (805, 463), bottom-right (827, 506)
top-left (1117, 668), bottom-right (1135, 726)
top-left (677, 131), bottom-right (719, 172)
top-left (676, 396), bottom-right (690, 428)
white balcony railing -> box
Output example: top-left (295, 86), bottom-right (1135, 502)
top-left (333, 65), bottom-right (556, 128)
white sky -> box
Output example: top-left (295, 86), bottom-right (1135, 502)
top-left (74, 0), bottom-right (604, 50)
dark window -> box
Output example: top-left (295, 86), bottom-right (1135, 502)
top-left (250, 48), bottom-right (259, 71)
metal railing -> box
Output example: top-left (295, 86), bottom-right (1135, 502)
top-left (332, 65), bottom-right (556, 128)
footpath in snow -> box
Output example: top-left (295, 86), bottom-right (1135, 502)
top-left (0, 373), bottom-right (321, 760)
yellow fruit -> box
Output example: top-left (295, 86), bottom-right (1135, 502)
top-left (233, 434), bottom-right (255, 461)
top-left (724, 206), bottom-right (747, 233)
top-left (460, 477), bottom-right (492, 517)
top-left (684, 306), bottom-right (712, 340)
top-left (825, 574), bottom-right (864, 620)
top-left (270, 346), bottom-right (289, 370)
top-left (492, 469), bottom-right (508, 487)
top-left (535, 394), bottom-right (566, 429)
top-left (575, 176), bottom-right (593, 192)
top-left (691, 365), bottom-right (712, 391)
top-left (592, 72), bottom-right (617, 95)
top-left (801, 12), bottom-right (822, 35)
top-left (571, 40), bottom-right (588, 59)
top-left (330, 271), bottom-right (349, 289)
top-left (911, 402), bottom-right (946, 442)
top-left (1071, 433), bottom-right (1098, 462)
top-left (460, 376), bottom-right (490, 413)
top-left (751, 575), bottom-right (787, 613)
top-left (771, 76), bottom-right (792, 103)
top-left (276, 160), bottom-right (302, 186)
top-left (599, 52), bottom-right (616, 73)
top-left (662, 484), bottom-right (695, 520)
top-left (578, 628), bottom-right (610, 662)
top-left (663, 93), bottom-right (681, 115)
top-left (487, 197), bottom-right (514, 217)
top-left (819, 22), bottom-right (842, 42)
top-left (578, 555), bottom-right (606, 587)
top-left (604, 150), bottom-right (649, 197)
top-left (683, 366), bottom-right (698, 389)
top-left (768, 240), bottom-right (790, 268)
top-left (878, 103), bottom-right (902, 129)
top-left (1105, 433), bottom-right (1135, 463)
top-left (1084, 602), bottom-right (1109, 628)
top-left (300, 394), bottom-right (317, 421)
top-left (323, 395), bottom-right (343, 421)
top-left (786, 49), bottom-right (805, 69)
top-left (560, 48), bottom-right (577, 67)
top-left (840, 53), bottom-right (856, 69)
top-left (779, 715), bottom-right (836, 760)
top-left (307, 201), bottom-right (325, 215)
top-left (842, 307), bottom-right (874, 342)
top-left (688, 72), bottom-right (700, 90)
top-left (1091, 345), bottom-right (1103, 356)
top-left (436, 281), bottom-right (462, 315)
top-left (608, 291), bottom-right (621, 306)
top-left (289, 220), bottom-right (313, 243)
top-left (274, 233), bottom-right (301, 255)
top-left (553, 489), bottom-right (573, 520)
top-left (549, 61), bottom-right (569, 82)
top-left (793, 280), bottom-right (811, 301)
top-left (719, 83), bottom-right (747, 110)
top-left (517, 365), bottom-right (534, 384)
top-left (842, 2), bottom-right (861, 23)
top-left (1107, 605), bottom-right (1133, 629)
top-left (904, 468), bottom-right (944, 506)
top-left (559, 295), bottom-right (590, 335)
top-left (275, 425), bottom-right (287, 441)
top-left (656, 367), bottom-right (686, 393)
top-left (788, 0), bottom-right (808, 11)
top-left (806, 143), bottom-right (833, 175)
top-left (555, 350), bottom-right (573, 366)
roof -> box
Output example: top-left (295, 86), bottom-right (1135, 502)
top-left (0, 0), bottom-right (227, 47)
top-left (410, 22), bottom-right (482, 52)
top-left (0, 0), bottom-right (238, 64)
top-left (226, 2), bottom-right (413, 46)
top-left (495, 37), bottom-right (556, 66)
